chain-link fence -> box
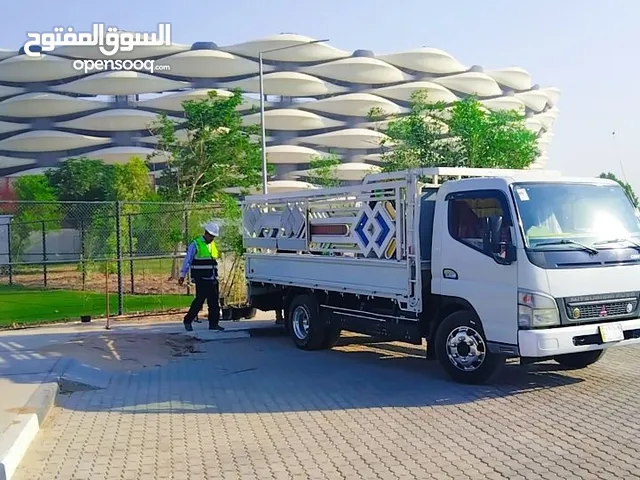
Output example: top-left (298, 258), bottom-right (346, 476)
top-left (0, 201), bottom-right (248, 326)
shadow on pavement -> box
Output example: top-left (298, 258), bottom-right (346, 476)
top-left (0, 327), bottom-right (593, 415)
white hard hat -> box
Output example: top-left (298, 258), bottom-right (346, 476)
top-left (203, 222), bottom-right (219, 236)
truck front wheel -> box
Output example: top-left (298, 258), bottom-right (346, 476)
top-left (435, 311), bottom-right (504, 384)
top-left (287, 294), bottom-right (327, 350)
top-left (554, 350), bottom-right (605, 369)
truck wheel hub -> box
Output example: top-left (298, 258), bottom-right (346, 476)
top-left (292, 306), bottom-right (310, 340)
top-left (445, 326), bottom-right (486, 371)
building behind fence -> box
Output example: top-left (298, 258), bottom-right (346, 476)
top-left (0, 201), bottom-right (247, 324)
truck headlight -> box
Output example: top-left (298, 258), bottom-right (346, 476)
top-left (518, 290), bottom-right (560, 328)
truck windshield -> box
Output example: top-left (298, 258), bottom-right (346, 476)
top-left (512, 182), bottom-right (640, 250)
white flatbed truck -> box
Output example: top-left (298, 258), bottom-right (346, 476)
top-left (242, 167), bottom-right (640, 383)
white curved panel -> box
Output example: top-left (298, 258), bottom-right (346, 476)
top-left (0, 49), bottom-right (17, 61)
top-left (160, 50), bottom-right (269, 78)
top-left (53, 42), bottom-right (189, 60)
top-left (0, 121), bottom-right (28, 135)
top-left (224, 180), bottom-right (317, 194)
top-left (524, 117), bottom-right (544, 134)
top-left (242, 109), bottom-right (343, 131)
top-left (139, 130), bottom-right (272, 145)
top-left (73, 146), bottom-right (169, 164)
top-left (371, 81), bottom-right (458, 103)
top-left (486, 67), bottom-right (532, 91)
top-left (136, 89), bottom-right (259, 112)
top-left (538, 87), bottom-right (561, 106)
top-left (137, 129), bottom-right (188, 145)
top-left (0, 85), bottom-right (23, 99)
top-left (295, 128), bottom-right (388, 149)
top-left (536, 131), bottom-right (554, 153)
top-left (432, 73), bottom-right (503, 97)
top-left (355, 118), bottom-right (396, 130)
top-left (51, 71), bottom-right (188, 95)
top-left (56, 109), bottom-right (181, 131)
top-left (377, 48), bottom-right (466, 74)
top-left (532, 110), bottom-right (557, 130)
top-left (0, 54), bottom-right (79, 82)
top-left (0, 131), bottom-right (110, 152)
top-left (479, 97), bottom-right (526, 112)
top-left (0, 92), bottom-right (105, 118)
top-left (223, 72), bottom-right (346, 96)
top-left (300, 57), bottom-right (409, 84)
top-left (352, 153), bottom-right (384, 163)
top-left (137, 89), bottom-right (232, 110)
top-left (529, 153), bottom-right (549, 169)
top-left (0, 156), bottom-right (36, 169)
top-left (265, 145), bottom-right (328, 164)
top-left (298, 93), bottom-right (407, 117)
top-left (222, 34), bottom-right (349, 62)
top-left (5, 166), bottom-right (55, 176)
top-left (515, 91), bottom-right (549, 112)
top-left (292, 162), bottom-right (381, 181)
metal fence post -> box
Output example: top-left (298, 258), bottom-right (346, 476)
top-left (42, 220), bottom-right (47, 287)
top-left (128, 214), bottom-right (134, 294)
top-left (115, 201), bottom-right (124, 315)
top-left (80, 219), bottom-right (86, 291)
top-left (7, 222), bottom-right (12, 285)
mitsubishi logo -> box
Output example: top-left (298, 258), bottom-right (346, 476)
top-left (599, 305), bottom-right (608, 317)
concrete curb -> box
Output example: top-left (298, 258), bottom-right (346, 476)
top-left (0, 381), bottom-right (58, 480)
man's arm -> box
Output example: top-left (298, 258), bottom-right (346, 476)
top-left (179, 242), bottom-right (196, 280)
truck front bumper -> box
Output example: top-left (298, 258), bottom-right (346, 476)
top-left (518, 318), bottom-right (640, 357)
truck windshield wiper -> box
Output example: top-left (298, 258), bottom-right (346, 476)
top-left (533, 239), bottom-right (599, 255)
top-left (592, 237), bottom-right (640, 251)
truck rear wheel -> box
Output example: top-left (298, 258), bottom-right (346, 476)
top-left (287, 294), bottom-right (327, 350)
top-left (554, 350), bottom-right (605, 369)
top-left (435, 311), bottom-right (504, 384)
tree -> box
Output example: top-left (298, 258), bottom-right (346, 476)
top-left (108, 156), bottom-right (153, 202)
top-left (373, 90), bottom-right (540, 172)
top-left (600, 172), bottom-right (639, 206)
top-left (306, 153), bottom-right (342, 187)
top-left (10, 175), bottom-right (62, 263)
top-left (45, 156), bottom-right (155, 264)
top-left (150, 89), bottom-right (268, 203)
top-left (149, 88), bottom-right (266, 279)
top-left (46, 157), bottom-right (112, 202)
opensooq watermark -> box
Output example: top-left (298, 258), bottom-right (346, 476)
top-left (23, 23), bottom-right (172, 74)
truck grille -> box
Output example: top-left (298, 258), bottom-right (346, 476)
top-left (565, 295), bottom-right (638, 321)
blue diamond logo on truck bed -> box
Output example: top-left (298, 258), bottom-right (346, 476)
top-left (374, 212), bottom-right (390, 247)
top-left (354, 211), bottom-right (370, 247)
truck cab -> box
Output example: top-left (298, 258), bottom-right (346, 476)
top-left (243, 168), bottom-right (640, 383)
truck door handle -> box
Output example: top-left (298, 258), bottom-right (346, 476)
top-left (443, 268), bottom-right (458, 280)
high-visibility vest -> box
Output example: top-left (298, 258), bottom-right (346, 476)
top-left (190, 236), bottom-right (219, 281)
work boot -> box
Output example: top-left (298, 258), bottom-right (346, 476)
top-left (183, 321), bottom-right (193, 332)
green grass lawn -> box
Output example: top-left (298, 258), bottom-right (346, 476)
top-left (0, 285), bottom-right (193, 327)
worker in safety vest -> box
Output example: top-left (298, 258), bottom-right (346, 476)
top-left (178, 222), bottom-right (224, 332)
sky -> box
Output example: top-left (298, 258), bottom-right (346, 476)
top-left (1, 0), bottom-right (638, 189)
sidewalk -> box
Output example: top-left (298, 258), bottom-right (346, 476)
top-left (0, 313), bottom-right (281, 480)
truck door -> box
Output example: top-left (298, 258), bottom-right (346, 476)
top-left (433, 187), bottom-right (519, 348)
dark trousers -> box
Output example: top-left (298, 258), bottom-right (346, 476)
top-left (184, 280), bottom-right (220, 326)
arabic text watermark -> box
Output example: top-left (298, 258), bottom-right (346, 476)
top-left (24, 23), bottom-right (172, 57)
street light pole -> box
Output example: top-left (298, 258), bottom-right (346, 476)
top-left (259, 51), bottom-right (268, 195)
top-left (258, 38), bottom-right (330, 195)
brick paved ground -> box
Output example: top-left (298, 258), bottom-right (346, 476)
top-left (13, 333), bottom-right (640, 480)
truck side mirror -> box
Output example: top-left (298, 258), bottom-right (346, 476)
top-left (482, 216), bottom-right (516, 265)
